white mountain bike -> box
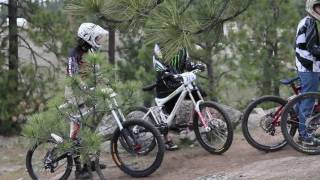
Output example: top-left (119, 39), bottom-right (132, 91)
top-left (128, 69), bottom-right (233, 154)
top-left (26, 87), bottom-right (165, 179)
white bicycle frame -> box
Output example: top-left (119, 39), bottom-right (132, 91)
top-left (52, 87), bottom-right (127, 143)
top-left (143, 70), bottom-right (212, 131)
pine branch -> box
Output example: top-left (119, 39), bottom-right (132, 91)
top-left (18, 35), bottom-right (38, 70)
top-left (194, 0), bottom-right (253, 35)
top-left (193, 0), bottom-right (231, 35)
top-left (179, 0), bottom-right (194, 15)
top-left (98, 15), bottom-right (123, 24)
top-left (220, 0), bottom-right (253, 23)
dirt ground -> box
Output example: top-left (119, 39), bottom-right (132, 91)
top-left (0, 134), bottom-right (320, 180)
top-left (101, 134), bottom-right (313, 180)
top-left (1, 133), bottom-right (319, 180)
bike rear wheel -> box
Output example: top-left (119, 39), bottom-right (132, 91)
top-left (111, 119), bottom-right (165, 177)
top-left (242, 96), bottom-right (294, 152)
top-left (26, 140), bottom-right (73, 180)
top-left (193, 102), bottom-right (233, 154)
top-left (281, 92), bottom-right (320, 155)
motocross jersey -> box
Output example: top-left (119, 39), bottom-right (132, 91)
top-left (66, 46), bottom-right (91, 78)
top-left (295, 16), bottom-right (320, 72)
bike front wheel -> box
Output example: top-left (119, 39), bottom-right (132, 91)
top-left (111, 119), bottom-right (165, 177)
top-left (193, 102), bottom-right (233, 154)
top-left (281, 92), bottom-right (320, 155)
top-left (26, 140), bottom-right (73, 180)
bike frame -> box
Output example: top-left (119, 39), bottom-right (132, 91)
top-left (142, 75), bottom-right (210, 130)
top-left (52, 88), bottom-right (127, 143)
top-left (272, 80), bottom-right (301, 125)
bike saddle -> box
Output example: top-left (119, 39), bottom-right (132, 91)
top-left (279, 76), bottom-right (299, 85)
top-left (142, 83), bottom-right (157, 91)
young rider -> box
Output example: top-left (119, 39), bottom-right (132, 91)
top-left (295, 0), bottom-right (320, 145)
top-left (65, 22), bottom-right (108, 179)
top-left (153, 44), bottom-right (206, 150)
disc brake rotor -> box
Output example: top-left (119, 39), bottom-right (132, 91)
top-left (259, 114), bottom-right (275, 135)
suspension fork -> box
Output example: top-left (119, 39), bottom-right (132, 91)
top-left (195, 87), bottom-right (213, 127)
top-left (111, 97), bottom-right (127, 122)
top-left (110, 111), bottom-right (139, 151)
top-left (188, 89), bottom-right (210, 130)
top-left (195, 100), bottom-right (211, 130)
top-left (108, 98), bottom-right (140, 150)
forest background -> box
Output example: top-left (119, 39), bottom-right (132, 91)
top-left (0, 0), bottom-right (305, 135)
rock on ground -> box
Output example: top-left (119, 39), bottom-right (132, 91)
top-left (96, 114), bottom-right (117, 140)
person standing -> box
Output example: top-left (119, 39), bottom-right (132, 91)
top-left (295, 0), bottom-right (320, 145)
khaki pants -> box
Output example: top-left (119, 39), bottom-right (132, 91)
top-left (65, 86), bottom-right (85, 139)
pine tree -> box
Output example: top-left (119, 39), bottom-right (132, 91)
top-left (23, 52), bottom-right (141, 157)
top-left (0, 0), bottom-right (75, 134)
top-left (65, 0), bottom-right (253, 101)
top-left (231, 0), bottom-right (299, 97)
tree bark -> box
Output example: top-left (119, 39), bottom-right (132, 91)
top-left (272, 42), bottom-right (280, 96)
top-left (261, 47), bottom-right (273, 95)
top-left (206, 50), bottom-right (214, 97)
top-left (8, 0), bottom-right (19, 92)
top-left (108, 27), bottom-right (115, 64)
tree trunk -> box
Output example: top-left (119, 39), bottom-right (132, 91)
top-left (273, 42), bottom-right (280, 96)
top-left (206, 59), bottom-right (214, 97)
top-left (8, 0), bottom-right (19, 92)
top-left (261, 50), bottom-right (272, 95)
top-left (203, 45), bottom-right (214, 98)
top-left (108, 27), bottom-right (115, 64)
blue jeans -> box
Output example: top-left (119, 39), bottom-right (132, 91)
top-left (297, 72), bottom-right (320, 138)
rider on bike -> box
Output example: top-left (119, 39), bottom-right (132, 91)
top-left (153, 43), bottom-right (206, 150)
top-left (65, 22), bottom-right (108, 179)
top-left (295, 0), bottom-right (320, 146)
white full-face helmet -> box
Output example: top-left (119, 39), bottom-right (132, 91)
top-left (306, 0), bottom-right (320, 21)
top-left (77, 23), bottom-right (108, 50)
top-left (152, 43), bottom-right (166, 71)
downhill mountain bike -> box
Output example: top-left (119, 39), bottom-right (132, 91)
top-left (281, 92), bottom-right (320, 155)
top-left (26, 87), bottom-right (165, 179)
top-left (241, 77), bottom-right (300, 152)
top-left (128, 69), bottom-right (233, 154)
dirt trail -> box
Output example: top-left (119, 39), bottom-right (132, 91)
top-left (102, 135), bottom-right (316, 180)
top-left (1, 134), bottom-right (319, 180)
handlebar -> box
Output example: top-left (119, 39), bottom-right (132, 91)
top-left (190, 68), bottom-right (203, 74)
top-left (174, 69), bottom-right (203, 79)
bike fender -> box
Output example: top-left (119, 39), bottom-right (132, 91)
top-left (51, 133), bottom-right (64, 143)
